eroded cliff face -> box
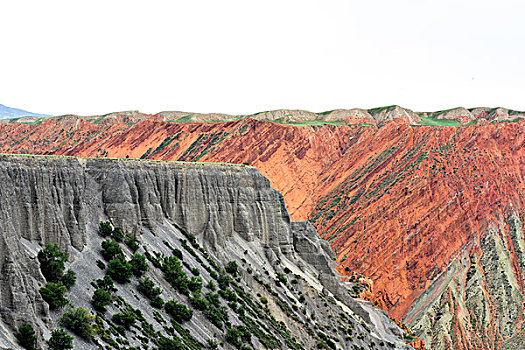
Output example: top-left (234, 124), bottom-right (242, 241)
top-left (0, 115), bottom-right (524, 349)
top-left (0, 155), bottom-right (409, 349)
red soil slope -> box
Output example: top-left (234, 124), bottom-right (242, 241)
top-left (1, 116), bottom-right (524, 348)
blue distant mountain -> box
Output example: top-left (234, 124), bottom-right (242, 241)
top-left (0, 104), bottom-right (54, 119)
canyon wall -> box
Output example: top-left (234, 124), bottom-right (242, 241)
top-left (0, 114), bottom-right (524, 349)
top-left (0, 155), bottom-right (409, 349)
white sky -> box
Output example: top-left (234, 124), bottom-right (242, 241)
top-left (1, 0), bottom-right (524, 116)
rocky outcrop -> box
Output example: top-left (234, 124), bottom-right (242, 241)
top-left (0, 155), bottom-right (410, 349)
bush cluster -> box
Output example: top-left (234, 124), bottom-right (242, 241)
top-left (107, 257), bottom-right (133, 283)
top-left (225, 261), bottom-right (238, 275)
top-left (164, 300), bottom-right (193, 323)
top-left (162, 257), bottom-right (190, 294)
top-left (92, 288), bottom-right (112, 311)
top-left (225, 325), bottom-right (251, 349)
top-left (130, 254), bottom-right (149, 277)
top-left (40, 282), bottom-right (69, 309)
top-left (125, 233), bottom-right (140, 252)
top-left (156, 336), bottom-right (184, 350)
top-left (38, 243), bottom-right (68, 281)
top-left (37, 244), bottom-right (76, 309)
top-left (38, 244), bottom-right (76, 287)
top-left (101, 239), bottom-right (123, 261)
top-left (60, 307), bottom-right (94, 339)
top-left (47, 328), bottom-right (73, 350)
top-left (137, 277), bottom-right (164, 308)
top-left (112, 309), bottom-right (136, 329)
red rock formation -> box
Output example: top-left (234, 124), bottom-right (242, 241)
top-left (0, 115), bottom-right (524, 349)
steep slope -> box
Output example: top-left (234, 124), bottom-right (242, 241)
top-left (0, 155), bottom-right (411, 350)
top-left (0, 113), bottom-right (524, 349)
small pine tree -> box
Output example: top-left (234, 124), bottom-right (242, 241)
top-left (92, 288), bottom-right (112, 311)
top-left (95, 274), bottom-right (115, 291)
top-left (40, 282), bottom-right (69, 309)
top-left (60, 307), bottom-right (94, 339)
top-left (164, 300), bottom-right (193, 323)
top-left (157, 336), bottom-right (184, 350)
top-left (225, 261), bottom-right (238, 275)
top-left (38, 244), bottom-right (68, 282)
top-left (98, 221), bottom-right (113, 237)
top-left (101, 239), bottom-right (123, 261)
top-left (47, 328), bottom-right (73, 350)
top-left (111, 227), bottom-right (124, 242)
top-left (60, 269), bottom-right (76, 290)
top-left (112, 310), bottom-right (136, 329)
top-left (107, 257), bottom-right (132, 283)
top-left (150, 296), bottom-right (165, 309)
top-left (16, 324), bottom-right (37, 350)
top-left (125, 233), bottom-right (140, 252)
top-left (130, 254), bottom-right (149, 277)
top-left (137, 277), bottom-right (162, 299)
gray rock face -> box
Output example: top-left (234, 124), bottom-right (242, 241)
top-left (0, 155), bottom-right (410, 349)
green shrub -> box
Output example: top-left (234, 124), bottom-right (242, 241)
top-left (164, 300), bottom-right (193, 323)
top-left (217, 289), bottom-right (235, 303)
top-left (38, 244), bottom-right (68, 282)
top-left (150, 296), bottom-right (165, 309)
top-left (101, 239), bottom-right (123, 261)
top-left (60, 307), bottom-right (94, 339)
top-left (206, 339), bottom-right (219, 350)
top-left (162, 257), bottom-right (189, 294)
top-left (112, 227), bottom-right (124, 242)
top-left (40, 282), bottom-right (69, 309)
top-left (96, 260), bottom-right (106, 270)
top-left (189, 294), bottom-right (208, 311)
top-left (125, 233), bottom-right (140, 252)
top-left (202, 292), bottom-right (228, 329)
top-left (217, 274), bottom-right (231, 290)
top-left (60, 269), bottom-right (76, 290)
top-left (92, 288), bottom-right (112, 311)
top-left (206, 280), bottom-right (216, 291)
top-left (99, 221), bottom-right (113, 237)
top-left (225, 326), bottom-right (251, 348)
top-left (260, 297), bottom-right (268, 305)
top-left (156, 336), bottom-right (184, 350)
top-left (276, 272), bottom-right (287, 284)
top-left (112, 310), bottom-right (136, 329)
top-left (188, 277), bottom-right (203, 294)
top-left (47, 328), bottom-right (73, 350)
top-left (137, 278), bottom-right (162, 299)
top-left (225, 261), bottom-right (238, 275)
top-left (107, 257), bottom-right (132, 283)
top-left (130, 254), bottom-right (148, 277)
top-left (95, 275), bottom-right (115, 291)
top-left (172, 248), bottom-right (183, 260)
top-left (16, 324), bottom-right (37, 350)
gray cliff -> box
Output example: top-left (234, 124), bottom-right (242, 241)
top-left (0, 155), bottom-right (410, 349)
